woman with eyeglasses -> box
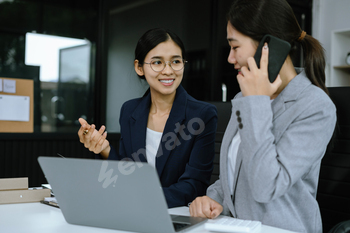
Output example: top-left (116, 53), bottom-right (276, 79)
top-left (78, 28), bottom-right (218, 208)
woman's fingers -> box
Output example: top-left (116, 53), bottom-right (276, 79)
top-left (78, 118), bottom-right (91, 141)
top-left (78, 117), bottom-right (88, 126)
top-left (77, 119), bottom-right (109, 154)
top-left (236, 42), bottom-right (281, 97)
top-left (189, 196), bottom-right (223, 219)
top-left (259, 42), bottom-right (269, 76)
top-left (83, 124), bottom-right (95, 148)
top-left (97, 125), bottom-right (106, 136)
top-left (85, 126), bottom-right (108, 154)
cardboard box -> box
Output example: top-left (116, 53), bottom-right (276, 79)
top-left (0, 189), bottom-right (51, 204)
top-left (0, 177), bottom-right (28, 191)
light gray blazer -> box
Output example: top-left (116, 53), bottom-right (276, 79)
top-left (207, 69), bottom-right (336, 233)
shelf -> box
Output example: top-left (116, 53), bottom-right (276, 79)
top-left (330, 28), bottom-right (350, 86)
top-left (333, 65), bottom-right (350, 69)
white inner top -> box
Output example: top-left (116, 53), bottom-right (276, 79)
top-left (146, 128), bottom-right (163, 167)
top-left (227, 131), bottom-right (241, 195)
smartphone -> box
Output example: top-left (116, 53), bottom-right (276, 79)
top-left (254, 34), bottom-right (291, 83)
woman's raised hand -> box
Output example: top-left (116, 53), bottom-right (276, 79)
top-left (78, 118), bottom-right (110, 158)
top-left (237, 43), bottom-right (282, 98)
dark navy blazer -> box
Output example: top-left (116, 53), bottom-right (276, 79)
top-left (108, 85), bottom-right (217, 208)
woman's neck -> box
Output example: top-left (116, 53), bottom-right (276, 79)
top-left (147, 89), bottom-right (176, 132)
top-left (149, 90), bottom-right (176, 116)
top-left (271, 56), bottom-right (298, 99)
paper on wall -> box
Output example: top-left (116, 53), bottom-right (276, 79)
top-left (3, 79), bottom-right (16, 93)
top-left (0, 95), bottom-right (30, 122)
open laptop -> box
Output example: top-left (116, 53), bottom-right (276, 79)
top-left (38, 156), bottom-right (207, 233)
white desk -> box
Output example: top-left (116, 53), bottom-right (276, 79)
top-left (0, 202), bottom-right (296, 233)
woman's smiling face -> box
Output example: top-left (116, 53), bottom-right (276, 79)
top-left (226, 22), bottom-right (259, 74)
top-left (135, 39), bottom-right (184, 97)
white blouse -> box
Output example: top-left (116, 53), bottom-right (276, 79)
top-left (227, 131), bottom-right (241, 195)
top-left (145, 128), bottom-right (162, 167)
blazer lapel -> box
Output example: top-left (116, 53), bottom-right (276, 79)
top-left (272, 69), bottom-right (311, 121)
top-left (129, 94), bottom-right (150, 163)
top-left (232, 144), bottom-right (243, 205)
top-left (156, 85), bottom-right (186, 177)
top-left (271, 95), bottom-right (286, 120)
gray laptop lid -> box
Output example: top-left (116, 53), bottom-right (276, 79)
top-left (38, 157), bottom-right (205, 233)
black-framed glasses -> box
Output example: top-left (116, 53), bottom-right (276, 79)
top-left (144, 58), bottom-right (187, 72)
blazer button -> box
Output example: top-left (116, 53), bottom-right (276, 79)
top-left (239, 123), bottom-right (243, 129)
top-left (236, 110), bottom-right (240, 116)
top-left (237, 117), bottom-right (242, 123)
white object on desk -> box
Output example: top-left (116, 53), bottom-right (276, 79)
top-left (169, 207), bottom-right (297, 233)
top-left (204, 216), bottom-right (261, 232)
top-left (41, 184), bottom-right (52, 190)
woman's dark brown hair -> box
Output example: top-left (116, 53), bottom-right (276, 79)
top-left (227, 0), bottom-right (328, 94)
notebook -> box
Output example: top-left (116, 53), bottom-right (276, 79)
top-left (37, 156), bottom-right (207, 233)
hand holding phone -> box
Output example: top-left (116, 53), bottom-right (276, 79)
top-left (254, 34), bottom-right (291, 83)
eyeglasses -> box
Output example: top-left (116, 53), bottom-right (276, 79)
top-left (144, 58), bottom-right (187, 72)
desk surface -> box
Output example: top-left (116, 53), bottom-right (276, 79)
top-left (0, 202), bottom-right (296, 233)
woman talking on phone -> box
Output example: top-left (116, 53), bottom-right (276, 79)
top-left (189, 0), bottom-right (336, 232)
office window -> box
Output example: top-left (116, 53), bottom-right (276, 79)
top-left (0, 0), bottom-right (99, 133)
top-left (25, 33), bottom-right (94, 132)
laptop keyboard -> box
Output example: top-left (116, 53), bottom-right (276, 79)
top-left (173, 222), bottom-right (190, 231)
top-left (204, 216), bottom-right (261, 233)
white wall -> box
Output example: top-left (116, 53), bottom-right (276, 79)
top-left (312, 0), bottom-right (350, 86)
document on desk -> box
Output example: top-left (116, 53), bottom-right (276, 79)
top-left (168, 206), bottom-right (192, 216)
top-left (204, 216), bottom-right (262, 233)
top-left (0, 95), bottom-right (30, 121)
